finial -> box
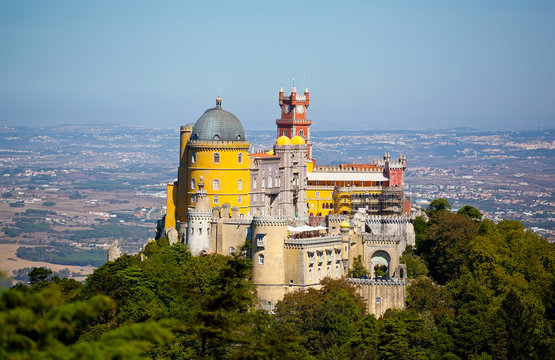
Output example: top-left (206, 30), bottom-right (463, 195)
top-left (292, 79), bottom-right (296, 93)
top-left (305, 87), bottom-right (309, 93)
top-left (280, 86), bottom-right (284, 92)
top-left (216, 96), bottom-right (222, 109)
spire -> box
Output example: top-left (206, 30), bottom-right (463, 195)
top-left (292, 78), bottom-right (297, 93)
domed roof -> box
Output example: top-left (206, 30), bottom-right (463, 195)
top-left (340, 220), bottom-right (350, 229)
top-left (190, 98), bottom-right (246, 141)
top-left (276, 136), bottom-right (292, 146)
top-left (291, 135), bottom-right (306, 145)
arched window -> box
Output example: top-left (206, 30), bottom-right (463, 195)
top-left (335, 265), bottom-right (340, 277)
top-left (327, 266), bottom-right (331, 277)
top-left (267, 176), bottom-right (272, 188)
top-left (308, 269), bottom-right (313, 281)
top-left (299, 129), bottom-right (304, 137)
top-left (213, 179), bottom-right (220, 191)
top-left (191, 152), bottom-right (196, 163)
top-left (238, 179), bottom-right (243, 191)
top-left (213, 153), bottom-right (220, 164)
top-left (317, 268), bottom-right (322, 280)
top-left (238, 153), bottom-right (243, 164)
top-left (238, 195), bottom-right (242, 204)
top-left (213, 196), bottom-right (219, 204)
top-left (229, 247), bottom-right (235, 255)
top-left (191, 178), bottom-right (196, 190)
top-left (258, 254), bottom-right (264, 265)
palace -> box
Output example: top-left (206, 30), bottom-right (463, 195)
top-left (160, 87), bottom-right (415, 315)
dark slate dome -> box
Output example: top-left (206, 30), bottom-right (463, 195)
top-left (190, 97), bottom-right (246, 141)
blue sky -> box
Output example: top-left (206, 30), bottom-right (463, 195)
top-left (1, 1), bottom-right (554, 131)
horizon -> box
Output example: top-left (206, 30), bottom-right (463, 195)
top-left (1, 1), bottom-right (554, 131)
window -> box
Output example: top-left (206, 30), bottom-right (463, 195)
top-left (191, 228), bottom-right (194, 235)
top-left (238, 195), bottom-right (242, 204)
top-left (253, 179), bottom-right (257, 190)
top-left (199, 228), bottom-right (202, 235)
top-left (191, 195), bottom-right (195, 203)
top-left (213, 196), bottom-right (219, 204)
top-left (308, 252), bottom-right (315, 264)
top-left (191, 152), bottom-right (196, 163)
top-left (318, 268), bottom-right (322, 280)
top-left (213, 152), bottom-right (220, 164)
top-left (315, 191), bottom-right (320, 198)
top-left (213, 179), bottom-right (220, 191)
top-left (238, 179), bottom-right (243, 191)
top-left (256, 234), bottom-right (265, 247)
top-left (282, 130), bottom-right (286, 136)
top-left (376, 297), bottom-right (382, 304)
top-left (191, 178), bottom-right (196, 190)
top-left (327, 266), bottom-right (331, 277)
top-left (229, 247), bottom-right (235, 255)
top-left (238, 153), bottom-right (243, 164)
top-left (335, 265), bottom-right (340, 277)
top-left (267, 176), bottom-right (272, 188)
top-left (318, 252), bottom-right (324, 263)
top-left (299, 129), bottom-right (304, 137)
top-left (258, 254), bottom-right (264, 265)
top-left (308, 269), bottom-right (313, 281)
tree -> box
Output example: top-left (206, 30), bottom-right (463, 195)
top-left (28, 267), bottom-right (52, 285)
top-left (418, 212), bottom-right (477, 284)
top-left (457, 205), bottom-right (482, 221)
top-left (400, 246), bottom-right (429, 279)
top-left (348, 255), bottom-right (369, 278)
top-left (427, 198), bottom-right (451, 216)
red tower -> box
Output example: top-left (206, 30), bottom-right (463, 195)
top-left (276, 86), bottom-right (312, 159)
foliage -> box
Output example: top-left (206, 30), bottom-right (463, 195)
top-left (426, 198), bottom-right (451, 216)
top-left (349, 255), bottom-right (370, 278)
top-left (400, 246), bottom-right (429, 279)
top-left (457, 205), bottom-right (482, 221)
top-left (2, 211), bottom-right (553, 359)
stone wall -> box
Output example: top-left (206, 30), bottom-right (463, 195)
top-left (349, 279), bottom-right (406, 317)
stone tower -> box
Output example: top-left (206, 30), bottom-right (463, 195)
top-left (277, 85), bottom-right (312, 159)
top-left (186, 177), bottom-right (212, 255)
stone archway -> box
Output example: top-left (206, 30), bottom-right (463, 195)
top-left (370, 250), bottom-right (391, 278)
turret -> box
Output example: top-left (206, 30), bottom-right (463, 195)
top-left (186, 177), bottom-right (212, 255)
top-left (251, 216), bottom-right (288, 307)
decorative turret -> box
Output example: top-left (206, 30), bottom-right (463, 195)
top-left (186, 176), bottom-right (213, 255)
top-left (276, 83), bottom-right (312, 159)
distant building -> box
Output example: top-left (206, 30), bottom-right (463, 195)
top-left (160, 87), bottom-right (414, 316)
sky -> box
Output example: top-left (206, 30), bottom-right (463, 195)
top-left (1, 1), bottom-right (554, 131)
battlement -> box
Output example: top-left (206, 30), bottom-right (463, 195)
top-left (252, 216), bottom-right (288, 226)
top-left (346, 278), bottom-right (406, 286)
top-left (284, 235), bottom-right (342, 248)
top-left (362, 234), bottom-right (400, 244)
top-left (187, 140), bottom-right (250, 149)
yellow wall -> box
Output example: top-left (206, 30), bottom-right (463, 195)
top-left (186, 142), bottom-right (250, 215)
top-left (165, 182), bottom-right (176, 230)
top-left (306, 187), bottom-right (334, 216)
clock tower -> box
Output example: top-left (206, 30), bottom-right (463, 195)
top-left (276, 85), bottom-right (312, 159)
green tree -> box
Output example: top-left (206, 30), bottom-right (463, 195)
top-left (28, 267), bottom-right (53, 285)
top-left (427, 198), bottom-right (452, 216)
top-left (457, 205), bottom-right (482, 221)
top-left (348, 255), bottom-right (369, 278)
top-left (400, 246), bottom-right (429, 279)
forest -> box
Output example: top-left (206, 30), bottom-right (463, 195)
top-left (0, 201), bottom-right (553, 359)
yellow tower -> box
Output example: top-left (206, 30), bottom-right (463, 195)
top-left (184, 97), bottom-right (250, 216)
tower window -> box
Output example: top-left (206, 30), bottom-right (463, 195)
top-left (191, 152), bottom-right (196, 163)
top-left (229, 247), bottom-right (235, 255)
top-left (299, 129), bottom-right (304, 137)
top-left (238, 179), bottom-right (243, 191)
top-left (213, 196), bottom-right (219, 204)
top-left (282, 130), bottom-right (286, 136)
top-left (213, 179), bottom-right (220, 191)
top-left (258, 254), bottom-right (264, 265)
top-left (238, 195), bottom-right (242, 204)
top-left (213, 153), bottom-right (220, 164)
top-left (238, 153), bottom-right (243, 164)
top-left (191, 178), bottom-right (196, 190)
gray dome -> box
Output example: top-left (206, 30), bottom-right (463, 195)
top-left (190, 99), bottom-right (246, 141)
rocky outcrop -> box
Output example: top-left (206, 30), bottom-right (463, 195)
top-left (107, 239), bottom-right (122, 262)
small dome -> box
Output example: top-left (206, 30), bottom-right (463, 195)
top-left (190, 98), bottom-right (246, 141)
top-left (276, 136), bottom-right (292, 146)
top-left (340, 220), bottom-right (350, 229)
top-left (291, 135), bottom-right (306, 145)
top-left (267, 149), bottom-right (275, 155)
